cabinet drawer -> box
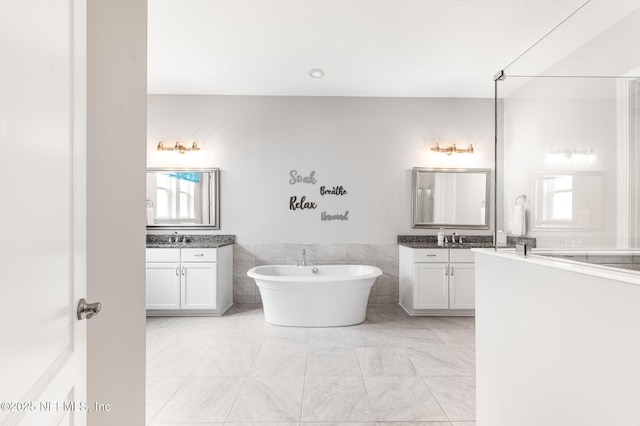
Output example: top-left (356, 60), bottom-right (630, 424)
top-left (182, 248), bottom-right (217, 262)
top-left (449, 249), bottom-right (475, 263)
top-left (413, 249), bottom-right (448, 263)
top-left (146, 248), bottom-right (180, 262)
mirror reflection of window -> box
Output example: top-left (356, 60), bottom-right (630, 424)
top-left (155, 174), bottom-right (170, 219)
top-left (146, 168), bottom-right (219, 229)
top-left (533, 172), bottom-right (603, 229)
top-left (542, 175), bottom-right (573, 221)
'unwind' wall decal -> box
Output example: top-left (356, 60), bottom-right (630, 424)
top-left (288, 169), bottom-right (349, 221)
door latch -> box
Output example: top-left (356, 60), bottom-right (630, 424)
top-left (77, 298), bottom-right (102, 320)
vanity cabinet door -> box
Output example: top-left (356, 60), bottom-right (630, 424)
top-left (146, 262), bottom-right (181, 309)
top-left (449, 263), bottom-right (475, 309)
top-left (181, 262), bottom-right (218, 310)
top-left (414, 263), bottom-right (449, 309)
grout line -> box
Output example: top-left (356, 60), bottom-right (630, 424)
top-left (419, 373), bottom-right (451, 423)
top-left (145, 375), bottom-right (187, 425)
top-left (299, 332), bottom-right (309, 422)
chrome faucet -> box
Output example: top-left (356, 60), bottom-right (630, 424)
top-left (173, 231), bottom-right (179, 243)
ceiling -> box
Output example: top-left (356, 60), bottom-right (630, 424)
top-left (148, 0), bottom-right (640, 98)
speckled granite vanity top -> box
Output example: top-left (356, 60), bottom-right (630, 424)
top-left (397, 235), bottom-right (494, 249)
top-left (146, 234), bottom-right (235, 248)
top-left (397, 235), bottom-right (536, 249)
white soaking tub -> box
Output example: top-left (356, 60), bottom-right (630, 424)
top-left (247, 264), bottom-right (382, 327)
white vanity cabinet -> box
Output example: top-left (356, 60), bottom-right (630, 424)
top-left (399, 246), bottom-right (475, 315)
top-left (146, 245), bottom-right (233, 315)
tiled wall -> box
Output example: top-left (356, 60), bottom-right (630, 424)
top-left (233, 243), bottom-right (399, 305)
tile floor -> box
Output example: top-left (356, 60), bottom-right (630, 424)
top-left (146, 304), bottom-right (476, 425)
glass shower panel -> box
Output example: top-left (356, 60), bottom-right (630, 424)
top-left (497, 75), bottom-right (640, 248)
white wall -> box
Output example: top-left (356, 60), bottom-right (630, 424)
top-left (87, 0), bottom-right (147, 424)
top-left (147, 96), bottom-right (495, 244)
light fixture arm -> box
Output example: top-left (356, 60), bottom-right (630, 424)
top-left (157, 141), bottom-right (201, 154)
top-left (430, 143), bottom-right (474, 155)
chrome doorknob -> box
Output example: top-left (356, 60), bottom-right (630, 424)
top-left (77, 298), bottom-right (102, 320)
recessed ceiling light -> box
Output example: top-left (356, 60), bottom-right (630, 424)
top-left (308, 68), bottom-right (325, 79)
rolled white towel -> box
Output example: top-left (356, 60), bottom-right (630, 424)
top-left (512, 205), bottom-right (525, 236)
top-left (146, 207), bottom-right (155, 225)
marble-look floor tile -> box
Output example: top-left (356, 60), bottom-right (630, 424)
top-left (152, 377), bottom-right (243, 423)
top-left (146, 328), bottom-right (183, 362)
top-left (301, 377), bottom-right (374, 422)
top-left (450, 423), bottom-right (476, 426)
top-left (426, 316), bottom-right (475, 329)
top-left (227, 376), bottom-right (304, 422)
top-left (250, 346), bottom-right (307, 376)
top-left (216, 328), bottom-right (267, 347)
top-left (350, 328), bottom-right (403, 347)
top-left (424, 375), bottom-right (476, 421)
top-left (145, 377), bottom-right (185, 423)
top-left (191, 346), bottom-right (260, 377)
top-left (356, 347), bottom-right (417, 376)
top-left (450, 345), bottom-right (475, 369)
top-left (167, 327), bottom-right (226, 350)
top-left (300, 423), bottom-right (376, 426)
top-left (263, 327), bottom-right (310, 347)
top-left (432, 328), bottom-right (476, 347)
top-left (396, 328), bottom-right (444, 347)
top-left (226, 423), bottom-right (299, 426)
top-left (365, 376), bottom-right (447, 422)
top-left (308, 327), bottom-right (355, 347)
top-left (305, 347), bottom-right (361, 377)
top-left (373, 421), bottom-right (452, 425)
top-left (405, 345), bottom-right (474, 376)
top-left (146, 346), bottom-right (211, 378)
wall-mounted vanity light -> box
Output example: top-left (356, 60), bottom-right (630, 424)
top-left (547, 147), bottom-right (595, 163)
top-left (430, 143), bottom-right (474, 155)
top-left (157, 141), bottom-right (201, 154)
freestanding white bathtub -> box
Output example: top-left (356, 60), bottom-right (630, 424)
top-left (247, 264), bottom-right (382, 327)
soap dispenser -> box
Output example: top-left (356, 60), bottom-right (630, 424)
top-left (437, 228), bottom-right (444, 247)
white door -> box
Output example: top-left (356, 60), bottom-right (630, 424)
top-left (1, 1), bottom-right (89, 425)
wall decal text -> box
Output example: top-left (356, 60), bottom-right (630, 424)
top-left (290, 195), bottom-right (318, 211)
top-left (289, 170), bottom-right (317, 185)
top-left (320, 186), bottom-right (348, 196)
top-left (321, 211), bottom-right (350, 221)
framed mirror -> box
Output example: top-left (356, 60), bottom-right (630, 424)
top-left (412, 168), bottom-right (490, 229)
top-left (532, 171), bottom-right (604, 230)
top-left (146, 168), bottom-right (220, 230)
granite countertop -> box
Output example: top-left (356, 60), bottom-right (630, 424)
top-left (397, 234), bottom-right (494, 249)
top-left (396, 234), bottom-right (536, 249)
top-left (146, 234), bottom-right (235, 248)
